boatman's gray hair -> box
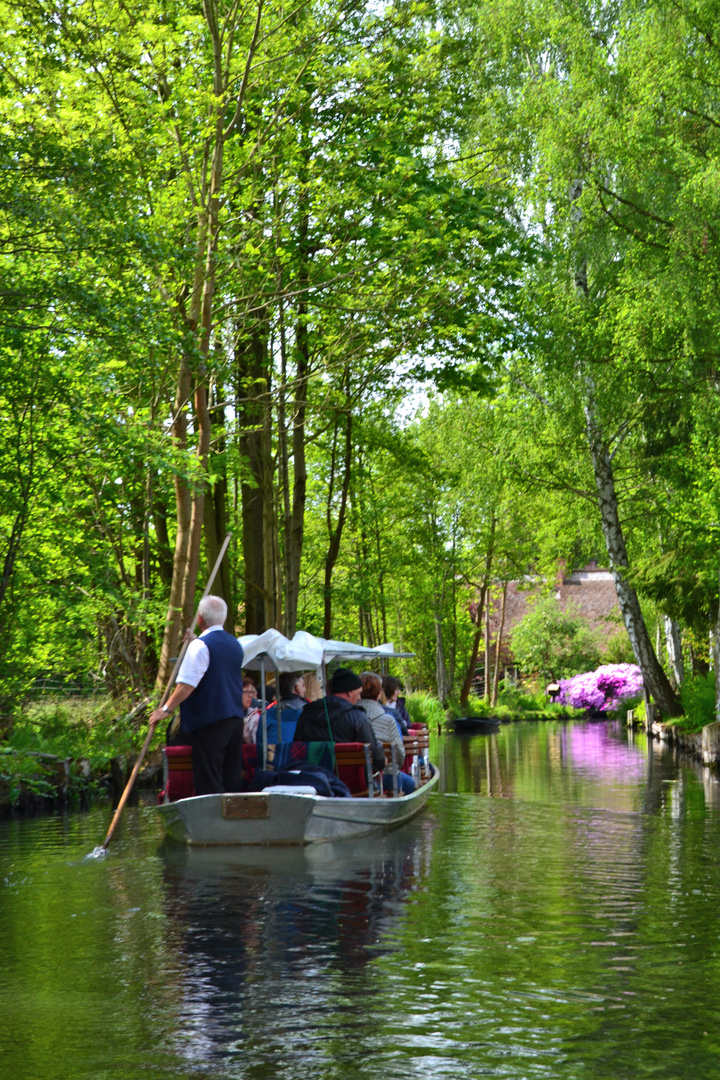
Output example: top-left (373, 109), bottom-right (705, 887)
top-left (198, 595), bottom-right (227, 627)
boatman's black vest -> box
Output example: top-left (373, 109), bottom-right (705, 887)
top-left (180, 630), bottom-right (245, 734)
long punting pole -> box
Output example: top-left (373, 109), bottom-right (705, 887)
top-left (101, 532), bottom-right (233, 851)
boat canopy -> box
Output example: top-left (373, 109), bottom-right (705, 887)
top-left (238, 628), bottom-right (413, 672)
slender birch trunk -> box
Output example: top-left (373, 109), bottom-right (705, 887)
top-left (584, 394), bottom-right (680, 716)
top-left (664, 616), bottom-right (684, 688)
top-left (435, 613), bottom-right (449, 706)
top-left (156, 0), bottom-right (265, 680)
top-left (570, 177), bottom-right (679, 717)
top-left (491, 583), bottom-right (507, 707)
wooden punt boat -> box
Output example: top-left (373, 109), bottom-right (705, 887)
top-left (155, 763), bottom-right (439, 846)
top-left (154, 627), bottom-right (435, 846)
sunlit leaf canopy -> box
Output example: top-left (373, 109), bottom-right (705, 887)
top-left (0, 0), bottom-right (718, 712)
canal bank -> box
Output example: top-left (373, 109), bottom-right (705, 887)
top-left (627, 706), bottom-right (720, 770)
top-left (0, 745), bottom-right (164, 814)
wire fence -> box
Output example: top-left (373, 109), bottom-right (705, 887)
top-left (22, 678), bottom-right (104, 700)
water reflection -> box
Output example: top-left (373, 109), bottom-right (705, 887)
top-left (5, 723), bottom-right (720, 1080)
top-left (436, 719), bottom-right (719, 817)
top-left (158, 820), bottom-right (436, 1070)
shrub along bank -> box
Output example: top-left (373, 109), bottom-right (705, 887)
top-left (0, 696), bottom-right (159, 810)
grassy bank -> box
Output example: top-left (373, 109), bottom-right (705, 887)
top-left (1, 696), bottom-right (156, 808)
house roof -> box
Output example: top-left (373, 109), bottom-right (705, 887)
top-left (485, 563), bottom-right (621, 653)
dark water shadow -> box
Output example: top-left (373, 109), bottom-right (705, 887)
top-left (156, 816), bottom-right (438, 1070)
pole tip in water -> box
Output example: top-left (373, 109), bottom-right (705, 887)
top-left (84, 845), bottom-right (109, 860)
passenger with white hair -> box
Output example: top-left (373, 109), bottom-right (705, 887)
top-left (149, 595), bottom-right (245, 795)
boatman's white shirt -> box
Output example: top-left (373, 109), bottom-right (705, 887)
top-left (176, 623), bottom-right (226, 688)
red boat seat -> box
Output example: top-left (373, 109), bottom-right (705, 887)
top-left (160, 745), bottom-right (195, 802)
top-left (403, 724), bottom-right (429, 777)
top-left (159, 743), bottom-right (262, 802)
top-left (158, 740), bottom-right (377, 801)
top-left (333, 742), bottom-right (376, 796)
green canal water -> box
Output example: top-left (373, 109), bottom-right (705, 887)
top-left (2, 721), bottom-right (720, 1079)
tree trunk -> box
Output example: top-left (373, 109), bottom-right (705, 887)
top-left (459, 591), bottom-right (487, 706)
top-left (0, 506), bottom-right (30, 617)
top-left (664, 616), bottom-right (684, 688)
top-left (156, 357), bottom-right (193, 688)
top-left (435, 613), bottom-right (449, 706)
top-left (261, 371), bottom-right (277, 631)
top-left (281, 205), bottom-right (310, 638)
top-left (156, 19), bottom-right (224, 684)
top-left (484, 597), bottom-right (491, 702)
top-left (284, 350), bottom-right (308, 635)
top-left (322, 400), bottom-right (352, 639)
top-left (202, 397), bottom-right (232, 622)
top-left (152, 496), bottom-right (173, 587)
top-left (584, 396), bottom-right (680, 716)
top-left (491, 583), bottom-right (507, 706)
top-left (179, 379), bottom-right (210, 630)
top-left (236, 324), bottom-right (271, 634)
top-left (395, 589), bottom-right (413, 693)
top-left (459, 519), bottom-right (496, 706)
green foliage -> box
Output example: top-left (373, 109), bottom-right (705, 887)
top-left (405, 692), bottom-right (447, 730)
top-left (510, 598), bottom-right (601, 681)
top-left (675, 674), bottom-right (716, 734)
top-left (444, 684), bottom-right (581, 720)
top-left (8, 697), bottom-right (152, 769)
top-left (0, 0), bottom-right (717, 737)
top-left (496, 685), bottom-right (555, 713)
top-left (0, 748), bottom-right (58, 805)
top-left (612, 695), bottom-right (643, 725)
top-left (604, 630), bottom-right (636, 666)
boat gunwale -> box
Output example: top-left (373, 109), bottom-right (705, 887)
top-left (154, 765), bottom-right (439, 844)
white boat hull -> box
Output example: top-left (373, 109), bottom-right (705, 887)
top-left (155, 766), bottom-right (439, 846)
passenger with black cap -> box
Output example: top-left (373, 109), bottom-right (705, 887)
top-left (294, 667), bottom-right (386, 772)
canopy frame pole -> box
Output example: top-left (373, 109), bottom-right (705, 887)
top-left (274, 660), bottom-right (282, 743)
top-left (260, 655), bottom-right (267, 769)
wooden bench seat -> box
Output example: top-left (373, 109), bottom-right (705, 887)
top-left (160, 740), bottom-right (382, 801)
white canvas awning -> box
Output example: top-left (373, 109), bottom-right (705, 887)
top-left (238, 628), bottom-right (412, 672)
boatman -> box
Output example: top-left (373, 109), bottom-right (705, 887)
top-left (149, 596), bottom-right (245, 795)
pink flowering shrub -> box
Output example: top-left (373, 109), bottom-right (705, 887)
top-left (557, 664), bottom-right (643, 713)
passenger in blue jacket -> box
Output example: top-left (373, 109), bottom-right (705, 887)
top-left (382, 676), bottom-right (411, 735)
top-left (149, 596), bottom-right (245, 795)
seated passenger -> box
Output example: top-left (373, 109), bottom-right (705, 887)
top-left (264, 683), bottom-right (277, 705)
top-left (304, 671), bottom-right (323, 702)
top-left (359, 672), bottom-right (415, 795)
top-left (294, 667), bottom-right (385, 773)
top-left (382, 675), bottom-right (411, 735)
top-left (242, 678), bottom-right (260, 743)
top-left (263, 671), bottom-right (306, 745)
top-left (278, 671), bottom-right (308, 711)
